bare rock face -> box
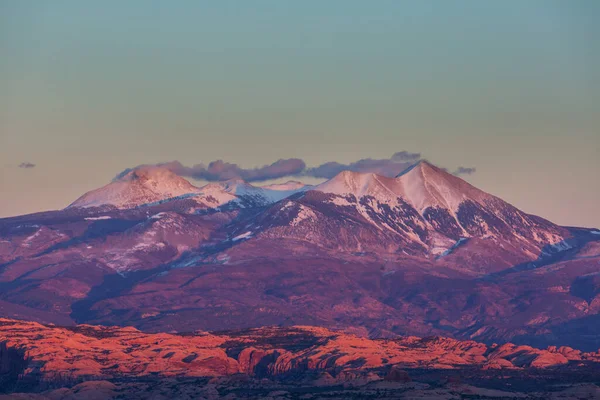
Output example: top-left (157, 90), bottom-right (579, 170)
top-left (1, 316), bottom-right (600, 399)
top-left (0, 319), bottom-right (240, 380)
top-left (2, 319), bottom-right (600, 398)
top-left (529, 352), bottom-right (569, 368)
top-left (1, 318), bottom-right (600, 390)
top-left (237, 347), bottom-right (274, 374)
top-left (384, 366), bottom-right (411, 382)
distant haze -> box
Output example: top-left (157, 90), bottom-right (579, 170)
top-left (1, 1), bottom-right (598, 227)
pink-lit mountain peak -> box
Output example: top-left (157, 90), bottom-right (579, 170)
top-left (68, 164), bottom-right (312, 211)
top-left (314, 161), bottom-right (491, 213)
top-left (68, 166), bottom-right (201, 209)
top-left (395, 160), bottom-right (491, 212)
top-left (315, 170), bottom-right (394, 197)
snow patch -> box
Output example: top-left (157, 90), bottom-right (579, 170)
top-left (23, 229), bottom-right (42, 246)
top-left (194, 179), bottom-right (307, 210)
top-left (316, 171), bottom-right (401, 205)
top-left (85, 216), bottom-right (112, 221)
top-left (131, 241), bottom-right (166, 251)
top-left (550, 240), bottom-right (573, 252)
top-left (171, 255), bottom-right (203, 269)
top-left (232, 231), bottom-right (253, 241)
top-left (437, 238), bottom-right (468, 258)
top-left (216, 254), bottom-right (230, 264)
top-left (150, 212), bottom-right (168, 219)
top-left (281, 201), bottom-right (295, 210)
top-left (290, 205), bottom-right (317, 226)
top-left (329, 196), bottom-right (354, 206)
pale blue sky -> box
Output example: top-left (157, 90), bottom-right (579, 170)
top-left (1, 1), bottom-right (599, 226)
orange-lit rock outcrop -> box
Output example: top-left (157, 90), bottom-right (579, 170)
top-left (1, 319), bottom-right (599, 383)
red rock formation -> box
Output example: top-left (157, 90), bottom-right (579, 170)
top-left (1, 318), bottom-right (600, 386)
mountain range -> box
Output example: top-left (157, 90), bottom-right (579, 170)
top-left (1, 160), bottom-right (599, 353)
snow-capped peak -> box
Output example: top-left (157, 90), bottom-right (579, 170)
top-left (315, 171), bottom-right (403, 200)
top-left (191, 178), bottom-right (308, 209)
top-left (68, 166), bottom-right (201, 209)
top-left (395, 161), bottom-right (491, 212)
top-left (313, 161), bottom-right (491, 213)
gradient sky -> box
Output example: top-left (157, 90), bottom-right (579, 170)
top-left (1, 1), bottom-right (599, 227)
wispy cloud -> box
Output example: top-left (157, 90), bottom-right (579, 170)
top-left (391, 151), bottom-right (422, 162)
top-left (305, 152), bottom-right (422, 179)
top-left (453, 166), bottom-right (476, 176)
top-left (19, 162), bottom-right (36, 169)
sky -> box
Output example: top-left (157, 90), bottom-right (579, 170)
top-left (1, 1), bottom-right (599, 227)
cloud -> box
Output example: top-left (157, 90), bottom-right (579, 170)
top-left (453, 167), bottom-right (476, 176)
top-left (391, 151), bottom-right (422, 162)
top-left (116, 158), bottom-right (306, 183)
top-left (19, 162), bottom-right (36, 169)
top-left (113, 168), bottom-right (135, 181)
top-left (305, 152), bottom-right (422, 179)
top-left (115, 151), bottom-right (476, 183)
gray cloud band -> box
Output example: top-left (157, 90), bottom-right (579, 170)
top-left (115, 152), bottom-right (475, 182)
